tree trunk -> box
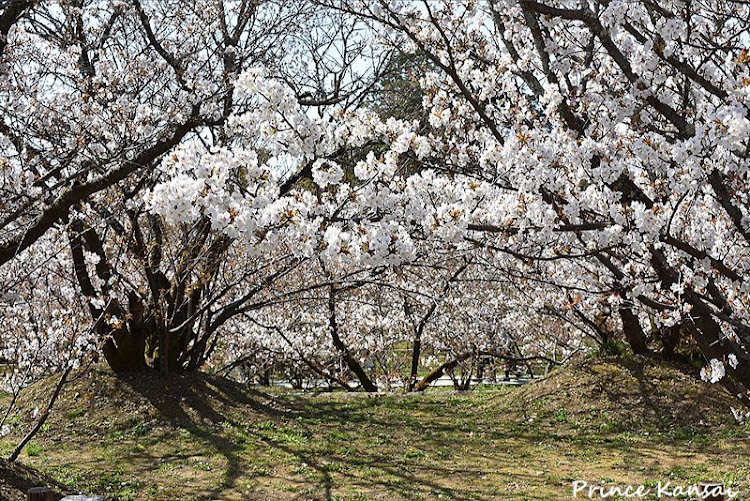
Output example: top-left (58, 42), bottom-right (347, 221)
top-left (102, 327), bottom-right (148, 372)
top-left (415, 353), bottom-right (471, 392)
top-left (328, 287), bottom-right (377, 392)
top-left (659, 324), bottom-right (681, 359)
top-left (649, 249), bottom-right (750, 405)
top-left (26, 487), bottom-right (54, 501)
top-left (618, 306), bottom-right (649, 355)
top-left (259, 368), bottom-right (271, 386)
top-left (407, 335), bottom-right (421, 391)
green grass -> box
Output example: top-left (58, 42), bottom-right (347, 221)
top-left (24, 442), bottom-right (42, 457)
top-left (1, 358), bottom-right (749, 500)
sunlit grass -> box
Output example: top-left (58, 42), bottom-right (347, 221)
top-left (2, 358), bottom-right (749, 500)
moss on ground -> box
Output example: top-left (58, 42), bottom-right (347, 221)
top-left (0, 355), bottom-right (748, 500)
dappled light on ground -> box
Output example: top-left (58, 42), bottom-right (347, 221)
top-left (1, 357), bottom-right (749, 500)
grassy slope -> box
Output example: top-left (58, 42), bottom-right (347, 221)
top-left (0, 356), bottom-right (749, 500)
top-left (0, 458), bottom-right (66, 501)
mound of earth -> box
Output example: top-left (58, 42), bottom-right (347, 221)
top-left (497, 355), bottom-right (743, 431)
top-left (2, 370), bottom-right (284, 499)
top-left (5, 357), bottom-right (745, 440)
top-left (0, 458), bottom-right (65, 501)
top-left (4, 368), bottom-right (289, 438)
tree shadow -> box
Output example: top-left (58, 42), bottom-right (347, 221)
top-left (83, 360), bottom-right (743, 500)
top-left (112, 372), bottom-right (506, 499)
top-left (0, 457), bottom-right (69, 500)
top-left (116, 371), bottom-right (296, 496)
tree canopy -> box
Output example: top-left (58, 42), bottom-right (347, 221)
top-left (1, 0), bottom-right (749, 402)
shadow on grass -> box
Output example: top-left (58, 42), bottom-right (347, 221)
top-left (67, 363), bottom-right (747, 500)
top-left (112, 372), bottom-right (508, 499)
top-left (0, 458), bottom-right (69, 500)
top-left (508, 355), bottom-right (739, 434)
top-left (117, 372), bottom-right (288, 497)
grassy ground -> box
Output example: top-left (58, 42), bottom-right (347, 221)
top-left (1, 356), bottom-right (749, 500)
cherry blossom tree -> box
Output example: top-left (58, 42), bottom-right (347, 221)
top-left (147, 0), bottom-right (750, 400)
top-left (308, 0), bottom-right (750, 400)
top-left (4, 0), bottom-right (750, 405)
top-left (1, 0), bottom-right (325, 375)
